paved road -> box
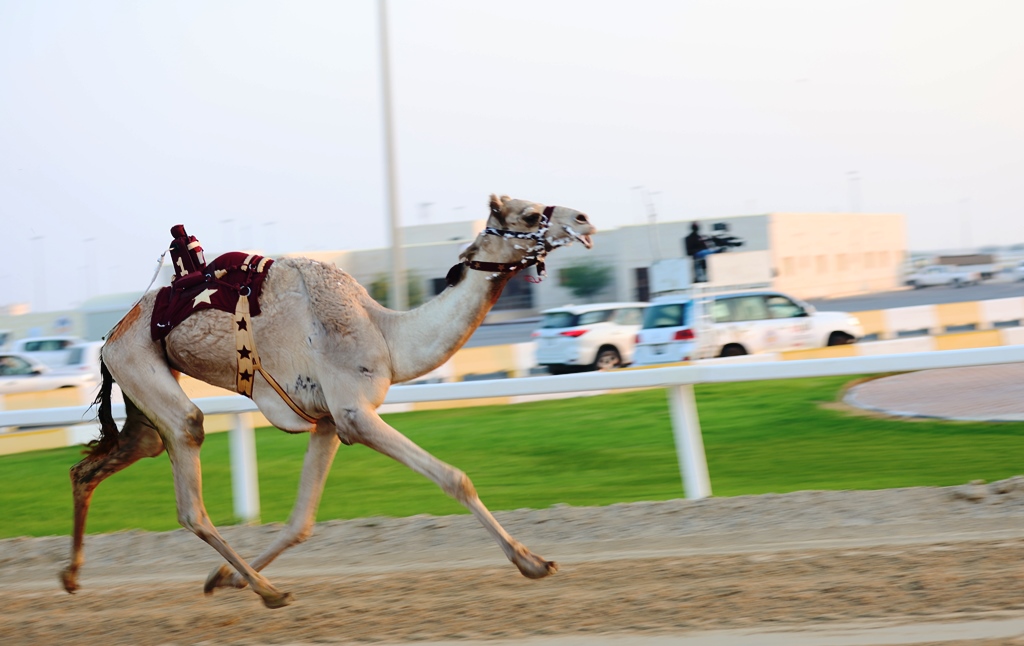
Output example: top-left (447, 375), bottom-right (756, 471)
top-left (807, 279), bottom-right (1024, 311)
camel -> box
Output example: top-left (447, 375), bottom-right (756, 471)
top-left (60, 194), bottom-right (595, 608)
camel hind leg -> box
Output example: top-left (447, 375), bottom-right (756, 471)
top-left (61, 398), bottom-right (166, 593)
top-left (105, 339), bottom-right (294, 608)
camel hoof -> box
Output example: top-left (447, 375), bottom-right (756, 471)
top-left (60, 568), bottom-right (79, 594)
top-left (516, 556), bottom-right (558, 580)
top-left (261, 590), bottom-right (295, 609)
top-left (204, 564), bottom-right (247, 594)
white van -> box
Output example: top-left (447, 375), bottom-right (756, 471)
top-left (633, 290), bottom-right (862, 365)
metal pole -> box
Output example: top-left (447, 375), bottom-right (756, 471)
top-left (229, 413), bottom-right (261, 524)
top-left (666, 384), bottom-right (712, 499)
top-left (379, 0), bottom-right (407, 311)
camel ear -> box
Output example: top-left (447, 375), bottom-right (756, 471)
top-left (489, 194), bottom-right (507, 227)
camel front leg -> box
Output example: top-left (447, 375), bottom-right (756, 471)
top-left (349, 408), bottom-right (556, 579)
top-left (206, 419), bottom-right (341, 593)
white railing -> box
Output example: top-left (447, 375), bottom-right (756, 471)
top-left (2, 345), bottom-right (1023, 523)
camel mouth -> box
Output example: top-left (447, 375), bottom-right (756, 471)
top-left (563, 225), bottom-right (593, 249)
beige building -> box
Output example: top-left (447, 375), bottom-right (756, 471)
top-left (0, 211), bottom-right (906, 342)
top-left (312, 211), bottom-right (907, 317)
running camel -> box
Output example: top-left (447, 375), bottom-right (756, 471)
top-left (60, 195), bottom-right (596, 608)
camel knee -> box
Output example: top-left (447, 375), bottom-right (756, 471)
top-left (293, 520), bottom-right (316, 545)
top-left (177, 509), bottom-right (213, 537)
top-left (183, 407), bottom-right (205, 447)
top-left (441, 469), bottom-right (477, 504)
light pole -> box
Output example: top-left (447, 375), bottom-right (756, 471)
top-left (31, 235), bottom-right (46, 312)
top-left (633, 186), bottom-right (662, 261)
top-left (379, 0), bottom-right (407, 311)
top-left (84, 237), bottom-right (96, 298)
top-left (959, 198), bottom-right (972, 250)
top-left (847, 171), bottom-right (861, 213)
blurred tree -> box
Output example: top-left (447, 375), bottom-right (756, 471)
top-left (369, 271), bottom-right (425, 308)
top-left (559, 263), bottom-right (613, 301)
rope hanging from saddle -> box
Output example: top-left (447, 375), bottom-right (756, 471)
top-left (446, 205), bottom-right (556, 287)
top-left (152, 226), bottom-right (318, 425)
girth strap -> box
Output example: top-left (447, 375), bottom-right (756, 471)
top-left (234, 292), bottom-right (318, 424)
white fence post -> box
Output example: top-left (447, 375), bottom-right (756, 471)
top-left (666, 384), bottom-right (712, 499)
top-left (229, 413), bottom-right (260, 524)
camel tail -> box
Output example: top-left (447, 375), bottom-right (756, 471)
top-left (86, 359), bottom-right (120, 457)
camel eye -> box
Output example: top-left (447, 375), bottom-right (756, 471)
top-left (523, 213), bottom-right (540, 227)
top-left (575, 213), bottom-right (589, 224)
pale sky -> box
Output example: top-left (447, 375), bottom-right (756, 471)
top-left (1, 0), bottom-right (1022, 312)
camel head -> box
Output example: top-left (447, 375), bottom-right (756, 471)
top-left (454, 195), bottom-right (595, 283)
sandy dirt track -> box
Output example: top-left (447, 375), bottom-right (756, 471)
top-left (2, 479), bottom-right (1023, 645)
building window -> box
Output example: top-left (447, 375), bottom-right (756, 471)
top-left (634, 267), bottom-right (650, 301)
top-left (783, 257), bottom-right (795, 276)
top-left (816, 255), bottom-right (828, 274)
top-left (493, 277), bottom-right (534, 310)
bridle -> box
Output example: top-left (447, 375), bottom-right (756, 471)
top-left (447, 205), bottom-right (557, 286)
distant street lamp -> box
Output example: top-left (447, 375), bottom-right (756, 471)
top-left (847, 171), bottom-right (862, 213)
top-left (31, 235), bottom-right (46, 312)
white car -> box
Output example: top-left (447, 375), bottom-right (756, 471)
top-left (533, 302), bottom-right (648, 374)
top-left (633, 290), bottom-right (863, 365)
top-left (1011, 261), bottom-right (1024, 281)
top-left (0, 352), bottom-right (96, 395)
top-left (50, 341), bottom-right (104, 390)
top-left (905, 265), bottom-right (981, 288)
top-left (9, 336), bottom-right (83, 369)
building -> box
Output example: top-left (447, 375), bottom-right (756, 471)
top-left (0, 211), bottom-right (907, 341)
top-left (332, 211), bottom-right (907, 317)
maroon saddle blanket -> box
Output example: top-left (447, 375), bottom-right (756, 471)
top-left (151, 252), bottom-right (274, 341)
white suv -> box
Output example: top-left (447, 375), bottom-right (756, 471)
top-left (533, 302), bottom-right (648, 374)
top-left (633, 290), bottom-right (862, 365)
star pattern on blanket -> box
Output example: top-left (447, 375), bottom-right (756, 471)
top-left (192, 288), bottom-right (218, 307)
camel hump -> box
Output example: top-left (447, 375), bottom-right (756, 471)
top-left (275, 257), bottom-right (376, 336)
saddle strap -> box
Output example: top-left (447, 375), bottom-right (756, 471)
top-left (234, 294), bottom-right (318, 424)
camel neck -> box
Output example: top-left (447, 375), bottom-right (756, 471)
top-left (375, 267), bottom-right (514, 383)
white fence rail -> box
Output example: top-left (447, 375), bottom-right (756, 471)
top-left (2, 345), bottom-right (1023, 523)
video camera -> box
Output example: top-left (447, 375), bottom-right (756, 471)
top-left (706, 222), bottom-right (745, 250)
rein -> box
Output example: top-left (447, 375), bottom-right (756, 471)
top-left (447, 205), bottom-right (556, 286)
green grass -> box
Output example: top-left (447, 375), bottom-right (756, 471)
top-left (1, 375), bottom-right (1021, 538)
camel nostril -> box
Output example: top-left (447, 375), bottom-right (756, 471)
top-left (575, 214), bottom-right (589, 224)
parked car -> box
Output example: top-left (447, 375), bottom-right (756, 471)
top-left (904, 265), bottom-right (981, 288)
top-left (533, 302), bottom-right (648, 374)
top-left (633, 290), bottom-right (863, 365)
top-left (50, 341), bottom-right (104, 388)
top-left (9, 336), bottom-right (83, 369)
top-left (1011, 260), bottom-right (1024, 281)
top-left (0, 352), bottom-right (96, 395)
